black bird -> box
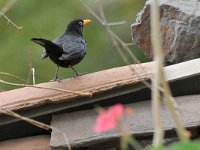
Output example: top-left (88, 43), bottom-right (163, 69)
top-left (31, 19), bottom-right (91, 81)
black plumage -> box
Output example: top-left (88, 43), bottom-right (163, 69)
top-left (31, 19), bottom-right (91, 81)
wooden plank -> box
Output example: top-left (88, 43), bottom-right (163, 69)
top-left (164, 58), bottom-right (200, 81)
top-left (0, 62), bottom-right (153, 111)
top-left (50, 94), bottom-right (200, 148)
top-left (0, 58), bottom-right (200, 125)
top-left (0, 62), bottom-right (153, 127)
top-left (0, 135), bottom-right (51, 150)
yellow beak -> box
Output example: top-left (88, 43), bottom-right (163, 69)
top-left (83, 19), bottom-right (91, 26)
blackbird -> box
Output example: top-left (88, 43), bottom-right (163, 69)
top-left (31, 19), bottom-right (91, 81)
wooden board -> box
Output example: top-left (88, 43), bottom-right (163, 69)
top-left (0, 62), bottom-right (153, 111)
top-left (50, 94), bottom-right (200, 148)
top-left (164, 58), bottom-right (200, 81)
top-left (0, 135), bottom-right (51, 150)
top-left (0, 58), bottom-right (199, 125)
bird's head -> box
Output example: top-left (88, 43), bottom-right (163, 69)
top-left (65, 19), bottom-right (91, 36)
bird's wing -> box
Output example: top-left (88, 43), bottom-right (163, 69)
top-left (53, 36), bottom-right (63, 47)
top-left (59, 38), bottom-right (86, 61)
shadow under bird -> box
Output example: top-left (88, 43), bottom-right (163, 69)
top-left (31, 19), bottom-right (91, 81)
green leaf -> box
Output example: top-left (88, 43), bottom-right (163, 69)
top-left (169, 141), bottom-right (200, 150)
top-left (148, 146), bottom-right (166, 150)
top-left (149, 141), bottom-right (200, 150)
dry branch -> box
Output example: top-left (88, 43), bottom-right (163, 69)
top-left (0, 0), bottom-right (22, 31)
top-left (0, 108), bottom-right (71, 150)
top-left (0, 79), bottom-right (92, 97)
top-left (0, 72), bottom-right (27, 83)
top-left (80, 0), bottom-right (153, 91)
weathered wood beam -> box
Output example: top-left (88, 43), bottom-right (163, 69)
top-left (50, 94), bottom-right (200, 149)
top-left (0, 58), bottom-right (199, 125)
top-left (0, 135), bottom-right (51, 150)
top-left (0, 62), bottom-right (153, 111)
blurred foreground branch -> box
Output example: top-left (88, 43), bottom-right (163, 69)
top-left (150, 0), bottom-right (189, 147)
top-left (81, 0), bottom-right (191, 148)
top-left (0, 0), bottom-right (17, 13)
top-left (150, 0), bottom-right (164, 145)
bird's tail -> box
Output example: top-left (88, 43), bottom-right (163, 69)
top-left (31, 38), bottom-right (52, 48)
top-left (31, 38), bottom-right (63, 58)
top-left (31, 38), bottom-right (52, 59)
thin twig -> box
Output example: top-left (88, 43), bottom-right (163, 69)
top-left (50, 126), bottom-right (71, 150)
top-left (80, 0), bottom-right (103, 24)
top-left (0, 11), bottom-right (22, 31)
top-left (0, 108), bottom-right (71, 150)
top-left (104, 1), bottom-right (139, 63)
top-left (82, 0), bottom-right (127, 26)
top-left (122, 43), bottom-right (135, 47)
top-left (32, 68), bottom-right (36, 85)
top-left (97, 1), bottom-right (130, 65)
top-left (111, 36), bottom-right (130, 64)
top-left (0, 72), bottom-right (27, 83)
top-left (80, 0), bottom-right (152, 92)
top-left (80, 0), bottom-right (142, 64)
top-left (0, 0), bottom-right (22, 31)
top-left (0, 0), bottom-right (18, 14)
top-left (1, 108), bottom-right (50, 130)
top-left (120, 129), bottom-right (143, 150)
top-left (98, 0), bottom-right (139, 63)
top-left (162, 80), bottom-right (190, 141)
top-left (106, 21), bottom-right (127, 26)
top-left (80, 0), bottom-right (133, 63)
top-left (81, 0), bottom-right (152, 89)
top-left (27, 48), bottom-right (33, 84)
top-left (0, 79), bottom-right (92, 97)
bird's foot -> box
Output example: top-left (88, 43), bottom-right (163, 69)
top-left (74, 72), bottom-right (87, 77)
top-left (50, 76), bottom-right (62, 82)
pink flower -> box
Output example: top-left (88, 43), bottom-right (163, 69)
top-left (93, 103), bottom-right (124, 133)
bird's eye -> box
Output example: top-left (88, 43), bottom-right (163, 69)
top-left (79, 21), bottom-right (83, 25)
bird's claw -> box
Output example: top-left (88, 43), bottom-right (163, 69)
top-left (74, 72), bottom-right (87, 77)
top-left (50, 76), bottom-right (62, 82)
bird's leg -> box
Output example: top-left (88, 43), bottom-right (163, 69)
top-left (70, 66), bottom-right (86, 77)
top-left (70, 66), bottom-right (80, 76)
top-left (50, 66), bottom-right (62, 82)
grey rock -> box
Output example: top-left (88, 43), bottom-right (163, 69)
top-left (132, 0), bottom-right (200, 64)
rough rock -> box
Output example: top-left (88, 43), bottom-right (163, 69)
top-left (132, 0), bottom-right (200, 64)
